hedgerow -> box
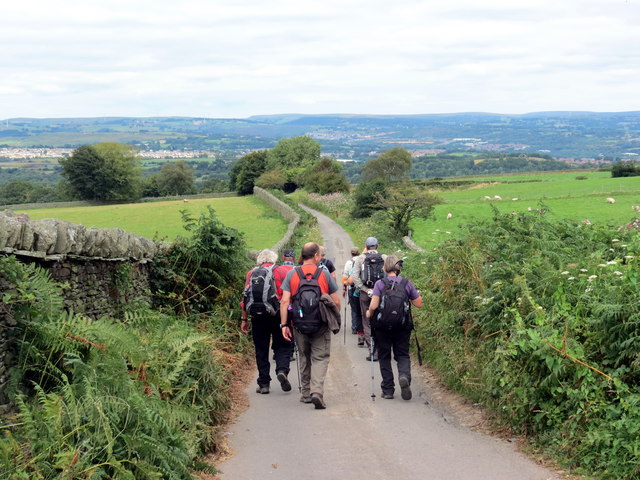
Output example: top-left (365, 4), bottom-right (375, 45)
top-left (406, 210), bottom-right (640, 479)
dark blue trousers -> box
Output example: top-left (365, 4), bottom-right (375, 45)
top-left (374, 327), bottom-right (411, 395)
top-left (251, 315), bottom-right (292, 387)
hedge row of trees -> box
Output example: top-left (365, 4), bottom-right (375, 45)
top-left (228, 136), bottom-right (350, 196)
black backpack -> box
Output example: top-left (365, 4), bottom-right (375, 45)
top-left (362, 252), bottom-right (385, 288)
top-left (245, 264), bottom-right (280, 318)
top-left (291, 266), bottom-right (324, 335)
top-left (374, 277), bottom-right (411, 331)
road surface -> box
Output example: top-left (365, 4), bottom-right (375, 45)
top-left (218, 205), bottom-right (559, 480)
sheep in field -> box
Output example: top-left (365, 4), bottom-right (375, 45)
top-left (493, 195), bottom-right (502, 200)
top-left (606, 197), bottom-right (616, 204)
top-left (632, 205), bottom-right (640, 212)
top-left (446, 213), bottom-right (453, 220)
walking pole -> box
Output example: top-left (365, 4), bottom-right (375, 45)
top-left (343, 300), bottom-right (347, 345)
top-left (410, 310), bottom-right (423, 366)
top-left (370, 335), bottom-right (376, 401)
top-left (293, 336), bottom-right (302, 393)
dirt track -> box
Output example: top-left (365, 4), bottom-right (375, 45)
top-left (217, 206), bottom-right (561, 480)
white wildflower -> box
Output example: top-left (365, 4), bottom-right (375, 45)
top-left (625, 255), bottom-right (635, 260)
top-left (580, 269), bottom-right (588, 272)
top-left (561, 271), bottom-right (570, 275)
top-left (598, 264), bottom-right (608, 268)
top-left (614, 271), bottom-right (623, 276)
top-left (607, 260), bottom-right (618, 265)
top-left (612, 239), bottom-right (620, 243)
top-left (588, 275), bottom-right (598, 282)
top-left (568, 277), bottom-right (576, 280)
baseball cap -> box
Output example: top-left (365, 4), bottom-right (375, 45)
top-left (283, 249), bottom-right (296, 257)
top-left (365, 237), bottom-right (378, 247)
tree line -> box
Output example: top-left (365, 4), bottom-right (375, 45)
top-left (0, 136), bottom-right (593, 206)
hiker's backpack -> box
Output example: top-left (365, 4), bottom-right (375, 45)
top-left (291, 266), bottom-right (324, 335)
top-left (362, 252), bottom-right (385, 288)
top-left (374, 277), bottom-right (411, 331)
top-left (245, 264), bottom-right (280, 318)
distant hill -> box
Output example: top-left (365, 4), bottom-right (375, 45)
top-left (2, 112), bottom-right (640, 160)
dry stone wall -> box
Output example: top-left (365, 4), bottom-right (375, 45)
top-left (253, 187), bottom-right (300, 255)
top-left (0, 210), bottom-right (160, 412)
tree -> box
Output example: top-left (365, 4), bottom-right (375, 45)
top-left (362, 147), bottom-right (412, 183)
top-left (0, 180), bottom-right (32, 204)
top-left (374, 182), bottom-right (443, 237)
top-left (303, 158), bottom-right (350, 195)
top-left (351, 179), bottom-right (387, 218)
top-left (255, 169), bottom-right (287, 190)
top-left (59, 143), bottom-right (142, 201)
top-left (229, 150), bottom-right (268, 195)
top-left (611, 161), bottom-right (640, 178)
top-left (266, 136), bottom-right (321, 171)
top-left (156, 161), bottom-right (195, 196)
top-left (200, 176), bottom-right (229, 193)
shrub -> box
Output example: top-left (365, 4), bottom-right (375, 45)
top-left (406, 211), bottom-right (640, 478)
top-left (351, 180), bottom-right (387, 218)
top-left (150, 205), bottom-right (249, 314)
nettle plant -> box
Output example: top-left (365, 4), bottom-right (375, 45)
top-left (407, 210), bottom-right (640, 478)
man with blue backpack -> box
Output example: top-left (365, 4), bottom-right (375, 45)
top-left (241, 249), bottom-right (293, 395)
top-left (366, 255), bottom-right (422, 400)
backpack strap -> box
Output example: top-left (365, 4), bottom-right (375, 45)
top-left (311, 266), bottom-right (322, 280)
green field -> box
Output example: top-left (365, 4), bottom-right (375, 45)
top-left (17, 196), bottom-right (287, 250)
top-left (411, 171), bottom-right (640, 247)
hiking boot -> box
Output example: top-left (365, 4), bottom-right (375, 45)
top-left (256, 385), bottom-right (270, 394)
top-left (277, 372), bottom-right (291, 392)
top-left (381, 392), bottom-right (394, 399)
top-left (300, 395), bottom-right (312, 403)
top-left (357, 335), bottom-right (365, 347)
top-left (310, 393), bottom-right (326, 410)
top-left (365, 355), bottom-right (378, 362)
top-left (399, 376), bottom-right (412, 401)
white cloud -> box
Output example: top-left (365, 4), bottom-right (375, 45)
top-left (1, 0), bottom-right (639, 117)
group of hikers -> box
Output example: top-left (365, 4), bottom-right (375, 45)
top-left (240, 238), bottom-right (422, 409)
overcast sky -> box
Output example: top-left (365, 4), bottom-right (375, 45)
top-left (1, 0), bottom-right (639, 119)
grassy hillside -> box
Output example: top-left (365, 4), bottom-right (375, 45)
top-left (16, 196), bottom-right (287, 250)
top-left (411, 171), bottom-right (640, 247)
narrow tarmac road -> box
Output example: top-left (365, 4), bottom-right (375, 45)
top-left (218, 205), bottom-right (560, 480)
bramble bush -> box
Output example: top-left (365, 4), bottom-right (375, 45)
top-left (405, 209), bottom-right (640, 478)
